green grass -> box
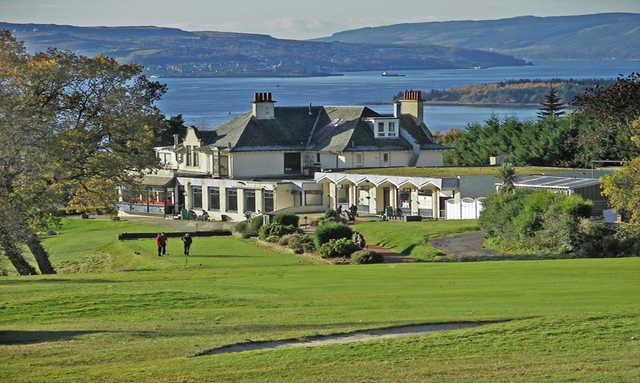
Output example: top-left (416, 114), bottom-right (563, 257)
top-left (354, 220), bottom-right (481, 260)
top-left (346, 166), bottom-right (594, 177)
top-left (1, 219), bottom-right (639, 382)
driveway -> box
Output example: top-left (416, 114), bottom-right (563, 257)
top-left (431, 232), bottom-right (502, 258)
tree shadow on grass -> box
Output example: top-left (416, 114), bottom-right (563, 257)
top-left (0, 278), bottom-right (122, 285)
top-left (0, 330), bottom-right (105, 345)
top-left (400, 243), bottom-right (419, 256)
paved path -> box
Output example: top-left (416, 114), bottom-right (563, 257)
top-left (365, 245), bottom-right (415, 263)
top-left (431, 232), bottom-right (501, 258)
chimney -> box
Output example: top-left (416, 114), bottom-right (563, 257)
top-left (393, 100), bottom-right (401, 118)
top-left (173, 133), bottom-right (180, 148)
top-left (252, 92), bottom-right (275, 120)
top-left (400, 89), bottom-right (424, 123)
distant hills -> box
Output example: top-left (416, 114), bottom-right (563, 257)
top-left (417, 79), bottom-right (612, 106)
top-left (318, 13), bottom-right (640, 60)
top-left (0, 22), bottom-right (525, 77)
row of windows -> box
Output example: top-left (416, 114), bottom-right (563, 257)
top-left (375, 120), bottom-right (398, 138)
top-left (191, 186), bottom-right (274, 213)
top-left (185, 146), bottom-right (199, 167)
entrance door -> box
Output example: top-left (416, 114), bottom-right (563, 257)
top-left (439, 197), bottom-right (448, 219)
top-left (382, 187), bottom-right (390, 211)
top-left (357, 186), bottom-right (370, 213)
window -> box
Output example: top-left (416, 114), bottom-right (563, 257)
top-left (186, 146), bottom-right (192, 166)
top-left (355, 152), bottom-right (364, 166)
top-left (226, 188), bottom-right (238, 212)
top-left (158, 152), bottom-right (171, 165)
top-left (244, 189), bottom-right (256, 213)
top-left (418, 189), bottom-right (433, 197)
top-left (207, 187), bottom-right (220, 210)
top-left (337, 184), bottom-right (349, 204)
top-left (377, 122), bottom-right (385, 136)
top-left (383, 152), bottom-right (389, 162)
top-left (388, 122), bottom-right (396, 136)
top-left (316, 152), bottom-right (321, 163)
top-left (219, 154), bottom-right (229, 177)
top-left (263, 190), bottom-right (274, 213)
top-left (284, 152), bottom-right (301, 175)
top-left (191, 186), bottom-right (202, 209)
top-left (193, 150), bottom-right (199, 167)
top-left (305, 190), bottom-right (323, 206)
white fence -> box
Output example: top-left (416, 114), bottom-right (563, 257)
top-left (446, 198), bottom-right (484, 220)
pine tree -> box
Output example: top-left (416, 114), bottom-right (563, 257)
top-left (498, 162), bottom-right (516, 193)
top-left (538, 87), bottom-right (565, 119)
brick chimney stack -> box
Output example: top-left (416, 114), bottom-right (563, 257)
top-left (400, 89), bottom-right (424, 123)
top-left (252, 92), bottom-right (275, 120)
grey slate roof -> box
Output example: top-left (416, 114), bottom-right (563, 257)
top-left (202, 105), bottom-right (447, 152)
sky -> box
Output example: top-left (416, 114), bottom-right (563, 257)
top-left (1, 0), bottom-right (639, 39)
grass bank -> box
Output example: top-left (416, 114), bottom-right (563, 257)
top-left (0, 219), bottom-right (638, 382)
top-left (353, 220), bottom-right (481, 260)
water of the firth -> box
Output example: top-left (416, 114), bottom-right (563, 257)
top-left (156, 60), bottom-right (638, 132)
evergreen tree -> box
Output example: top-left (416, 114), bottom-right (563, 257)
top-left (538, 87), bottom-right (565, 119)
top-left (498, 162), bottom-right (516, 193)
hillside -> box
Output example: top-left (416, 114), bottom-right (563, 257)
top-left (0, 22), bottom-right (526, 77)
top-left (318, 13), bottom-right (640, 60)
top-left (417, 79), bottom-right (611, 106)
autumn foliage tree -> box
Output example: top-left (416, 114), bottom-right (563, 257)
top-left (0, 30), bottom-right (166, 275)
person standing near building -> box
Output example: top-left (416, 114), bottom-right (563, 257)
top-left (155, 233), bottom-right (163, 257)
top-left (156, 233), bottom-right (168, 256)
top-left (182, 233), bottom-right (192, 256)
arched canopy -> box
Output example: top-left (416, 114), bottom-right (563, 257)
top-left (314, 172), bottom-right (453, 191)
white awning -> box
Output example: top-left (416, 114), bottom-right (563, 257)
top-left (314, 172), bottom-right (458, 190)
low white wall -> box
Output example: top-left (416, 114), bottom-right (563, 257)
top-left (446, 198), bottom-right (484, 220)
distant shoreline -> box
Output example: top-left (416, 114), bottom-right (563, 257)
top-left (366, 100), bottom-right (547, 108)
top-left (149, 73), bottom-right (345, 79)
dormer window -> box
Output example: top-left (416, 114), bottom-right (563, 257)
top-left (370, 118), bottom-right (400, 138)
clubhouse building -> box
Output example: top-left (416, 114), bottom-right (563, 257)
top-left (118, 91), bottom-right (467, 220)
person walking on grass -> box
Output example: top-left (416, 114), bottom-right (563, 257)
top-left (182, 233), bottom-right (192, 257)
top-left (155, 233), bottom-right (168, 257)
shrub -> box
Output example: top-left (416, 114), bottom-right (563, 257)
top-left (314, 222), bottom-right (353, 247)
top-left (319, 238), bottom-right (359, 259)
top-left (574, 220), bottom-right (640, 258)
top-left (272, 213), bottom-right (299, 227)
top-left (288, 234), bottom-right (315, 254)
top-left (234, 221), bottom-right (248, 234)
top-left (278, 234), bottom-right (295, 246)
top-left (265, 235), bottom-right (280, 243)
top-left (480, 189), bottom-right (592, 253)
top-left (318, 209), bottom-right (347, 225)
top-left (258, 223), bottom-right (302, 240)
top-left (351, 250), bottom-right (384, 264)
top-left (249, 215), bottom-right (264, 234)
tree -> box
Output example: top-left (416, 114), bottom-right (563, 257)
top-left (497, 162), bottom-right (516, 193)
top-left (601, 118), bottom-right (640, 224)
top-left (0, 31), bottom-right (166, 275)
top-left (573, 73), bottom-right (640, 161)
top-left (538, 87), bottom-right (565, 119)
